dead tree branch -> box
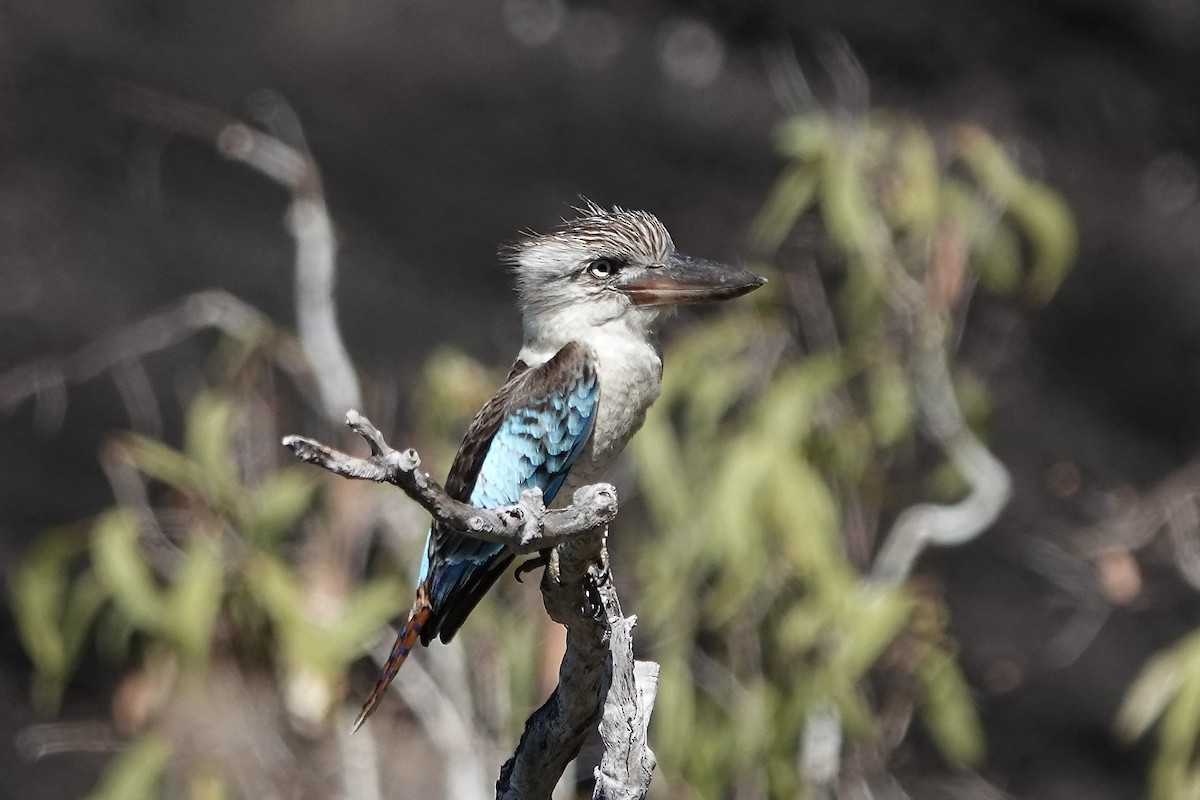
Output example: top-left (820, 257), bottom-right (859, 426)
top-left (283, 410), bottom-right (618, 551)
top-left (284, 411), bottom-right (657, 800)
top-left (593, 616), bottom-right (659, 799)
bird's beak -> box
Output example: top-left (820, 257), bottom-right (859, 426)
top-left (617, 252), bottom-right (767, 306)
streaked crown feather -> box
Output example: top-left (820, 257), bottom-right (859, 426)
top-left (503, 202), bottom-right (674, 282)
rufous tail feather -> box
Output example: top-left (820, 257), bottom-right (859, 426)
top-left (351, 587), bottom-right (433, 732)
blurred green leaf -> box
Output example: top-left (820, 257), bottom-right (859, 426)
top-left (9, 530), bottom-right (110, 710)
top-left (1151, 679), bottom-right (1200, 800)
top-left (820, 135), bottom-right (880, 266)
top-left (769, 460), bottom-right (841, 579)
top-left (321, 576), bottom-right (407, 665)
top-left (9, 531), bottom-right (74, 702)
top-left (754, 355), bottom-right (845, 445)
top-left (680, 361), bottom-right (750, 448)
top-left (916, 643), bottom-right (985, 768)
top-left (95, 603), bottom-right (139, 666)
top-left (774, 605), bottom-right (824, 659)
top-left (836, 586), bottom-right (914, 678)
top-left (703, 439), bottom-right (772, 619)
top-left (248, 469), bottom-right (318, 545)
top-left (867, 360), bottom-right (914, 447)
top-left (122, 411), bottom-right (243, 522)
top-left (417, 347), bottom-right (501, 463)
top-left (774, 115), bottom-right (832, 160)
top-left (187, 766), bottom-right (230, 800)
top-left (1009, 183), bottom-right (1077, 304)
top-left (630, 414), bottom-right (691, 527)
top-left (890, 122), bottom-right (940, 235)
top-left (953, 369), bottom-right (993, 433)
top-left (653, 655), bottom-right (691, 740)
top-left (247, 552), bottom-right (404, 674)
top-left (954, 125), bottom-right (1024, 201)
top-left (1115, 631), bottom-right (1199, 741)
top-left (752, 164), bottom-right (820, 255)
top-left (1118, 629), bottom-right (1200, 800)
top-left (244, 553), bottom-right (302, 627)
top-left (807, 410), bottom-right (873, 483)
top-left (167, 533), bottom-right (225, 666)
top-left (938, 177), bottom-right (991, 248)
top-left (973, 220), bottom-right (1024, 295)
top-left (184, 392), bottom-right (236, 479)
top-left (925, 458), bottom-right (969, 501)
top-left (90, 510), bottom-right (167, 633)
top-left (87, 733), bottom-right (171, 800)
top-left (827, 676), bottom-right (874, 736)
top-left (120, 436), bottom-right (197, 495)
top-left (955, 124), bottom-right (1077, 303)
top-left (52, 571), bottom-right (109, 709)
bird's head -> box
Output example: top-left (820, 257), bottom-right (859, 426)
top-left (505, 203), bottom-right (765, 346)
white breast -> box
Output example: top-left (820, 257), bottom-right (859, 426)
top-left (579, 332), bottom-right (662, 482)
top-left (518, 328), bottom-right (662, 504)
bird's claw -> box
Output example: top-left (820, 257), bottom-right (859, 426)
top-left (584, 568), bottom-right (606, 623)
top-left (514, 553), bottom-right (550, 583)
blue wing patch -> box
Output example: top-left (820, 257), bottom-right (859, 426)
top-left (417, 343), bottom-right (599, 637)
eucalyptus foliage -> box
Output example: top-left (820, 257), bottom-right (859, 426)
top-left (629, 111), bottom-right (1074, 797)
top-left (8, 108), bottom-right (1082, 799)
top-left (10, 369), bottom-right (407, 798)
top-left (1117, 628), bottom-right (1200, 800)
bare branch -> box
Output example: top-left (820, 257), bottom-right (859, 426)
top-left (284, 411), bottom-right (656, 800)
top-left (282, 411), bottom-right (617, 553)
top-left (593, 615), bottom-right (659, 800)
top-left (496, 531), bottom-right (611, 800)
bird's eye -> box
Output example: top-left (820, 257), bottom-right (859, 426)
top-left (586, 258), bottom-right (623, 279)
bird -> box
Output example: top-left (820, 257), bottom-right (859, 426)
top-left (353, 202), bottom-right (765, 730)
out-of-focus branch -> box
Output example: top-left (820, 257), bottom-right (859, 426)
top-left (1, 85), bottom-right (363, 429)
top-left (368, 640), bottom-right (491, 800)
top-left (284, 412), bottom-right (657, 800)
top-left (1082, 460), bottom-right (1200, 589)
top-left (0, 289), bottom-right (273, 428)
top-left (870, 311), bottom-right (1012, 584)
top-left (14, 722), bottom-right (125, 760)
top-left (1016, 460), bottom-right (1200, 668)
top-left (112, 83), bottom-right (361, 422)
top-left (336, 705), bottom-right (382, 800)
top-left (799, 703), bottom-right (842, 793)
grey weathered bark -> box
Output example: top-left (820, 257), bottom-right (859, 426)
top-left (592, 613), bottom-right (659, 799)
top-left (284, 411), bottom-right (659, 800)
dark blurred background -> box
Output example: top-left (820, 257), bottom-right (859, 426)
top-left (3, 1), bottom-right (1200, 798)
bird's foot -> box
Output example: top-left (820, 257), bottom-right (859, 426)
top-left (583, 561), bottom-right (609, 623)
top-left (513, 552), bottom-right (550, 583)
